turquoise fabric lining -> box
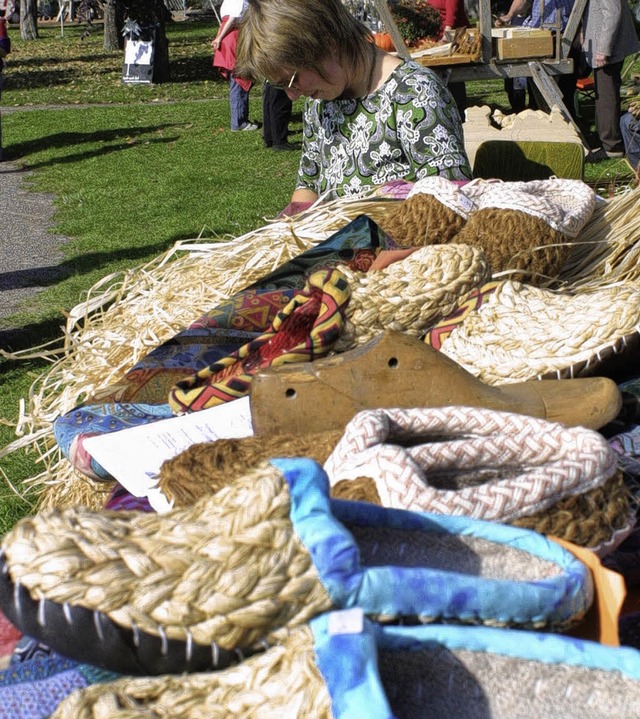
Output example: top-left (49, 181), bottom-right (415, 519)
top-left (270, 458), bottom-right (592, 626)
top-left (377, 623), bottom-right (640, 679)
top-left (311, 613), bottom-right (395, 719)
top-left (310, 612), bottom-right (640, 719)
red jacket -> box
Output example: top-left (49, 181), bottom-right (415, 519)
top-left (427, 0), bottom-right (470, 38)
top-left (212, 16), bottom-right (252, 92)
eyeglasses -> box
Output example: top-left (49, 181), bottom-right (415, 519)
top-left (266, 71), bottom-right (298, 91)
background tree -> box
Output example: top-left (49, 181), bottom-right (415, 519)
top-left (20, 0), bottom-right (38, 39)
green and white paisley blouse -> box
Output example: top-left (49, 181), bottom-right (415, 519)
top-left (296, 60), bottom-right (471, 199)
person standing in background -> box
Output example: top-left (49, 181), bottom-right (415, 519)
top-left (499, 0), bottom-right (577, 116)
top-left (211, 0), bottom-right (258, 132)
top-left (0, 15), bottom-right (11, 161)
top-left (262, 83), bottom-right (298, 151)
top-left (620, 98), bottom-right (640, 174)
top-left (582, 0), bottom-right (639, 160)
top-left (428, 0), bottom-right (470, 116)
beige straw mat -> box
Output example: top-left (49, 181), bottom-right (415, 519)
top-left (336, 243), bottom-right (490, 350)
top-left (50, 625), bottom-right (332, 719)
top-left (2, 185), bottom-right (640, 511)
top-left (439, 279), bottom-right (640, 385)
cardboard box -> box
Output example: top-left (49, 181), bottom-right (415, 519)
top-left (494, 30), bottom-right (554, 60)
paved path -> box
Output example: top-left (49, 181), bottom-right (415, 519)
top-left (0, 161), bottom-right (70, 334)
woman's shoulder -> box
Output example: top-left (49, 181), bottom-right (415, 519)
top-left (384, 60), bottom-right (444, 90)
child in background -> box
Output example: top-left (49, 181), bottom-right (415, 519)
top-left (0, 15), bottom-right (11, 161)
top-left (621, 99), bottom-right (640, 176)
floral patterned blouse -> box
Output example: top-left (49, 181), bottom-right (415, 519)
top-left (296, 60), bottom-right (471, 199)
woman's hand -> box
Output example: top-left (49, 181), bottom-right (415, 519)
top-left (594, 52), bottom-right (608, 68)
top-left (211, 37), bottom-right (220, 52)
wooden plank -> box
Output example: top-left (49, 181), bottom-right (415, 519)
top-left (561, 0), bottom-right (587, 58)
top-left (372, 0), bottom-right (410, 61)
top-left (528, 60), bottom-right (590, 149)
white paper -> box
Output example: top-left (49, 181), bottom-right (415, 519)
top-left (84, 397), bottom-right (253, 513)
top-left (124, 40), bottom-right (153, 65)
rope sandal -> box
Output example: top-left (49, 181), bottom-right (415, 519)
top-left (155, 429), bottom-right (632, 556)
top-left (323, 406), bottom-right (633, 554)
top-left (335, 243), bottom-right (490, 351)
top-left (439, 280), bottom-right (640, 385)
top-left (51, 612), bottom-right (640, 719)
top-left (0, 459), bottom-right (592, 675)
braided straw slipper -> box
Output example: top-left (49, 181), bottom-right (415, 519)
top-left (453, 178), bottom-right (596, 282)
top-left (439, 280), bottom-right (640, 385)
top-left (335, 243), bottom-right (490, 351)
top-left (323, 407), bottom-right (633, 553)
top-left (0, 459), bottom-right (591, 675)
top-left (376, 176), bottom-right (473, 247)
top-left (51, 611), bottom-right (640, 719)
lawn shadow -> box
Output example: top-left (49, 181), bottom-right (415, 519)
top-left (0, 232), bottom-right (208, 355)
top-left (4, 124), bottom-right (181, 160)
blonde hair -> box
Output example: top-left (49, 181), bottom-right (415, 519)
top-left (236, 0), bottom-right (372, 83)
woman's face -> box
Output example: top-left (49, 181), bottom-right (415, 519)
top-left (281, 59), bottom-right (350, 101)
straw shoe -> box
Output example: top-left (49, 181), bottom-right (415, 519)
top-left (50, 610), bottom-right (640, 719)
top-left (0, 459), bottom-right (591, 675)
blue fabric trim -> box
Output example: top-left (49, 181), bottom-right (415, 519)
top-left (377, 623), bottom-right (640, 680)
top-left (310, 614), bottom-right (395, 719)
top-left (270, 458), bottom-right (591, 626)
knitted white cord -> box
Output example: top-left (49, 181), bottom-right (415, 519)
top-left (323, 406), bottom-right (617, 523)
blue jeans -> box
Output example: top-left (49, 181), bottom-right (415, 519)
top-left (229, 76), bottom-right (249, 131)
top-left (621, 111), bottom-right (640, 172)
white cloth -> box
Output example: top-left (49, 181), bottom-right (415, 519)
top-left (219, 0), bottom-right (247, 19)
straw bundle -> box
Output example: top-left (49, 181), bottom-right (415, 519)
top-left (336, 243), bottom-right (490, 350)
top-left (3, 463), bottom-right (333, 649)
top-left (440, 280), bottom-right (640, 385)
top-left (0, 194), bottom-right (400, 511)
top-left (553, 185), bottom-right (640, 288)
top-left (51, 626), bottom-right (332, 719)
top-left (3, 184), bottom-right (640, 511)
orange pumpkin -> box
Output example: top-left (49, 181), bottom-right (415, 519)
top-left (373, 32), bottom-right (395, 52)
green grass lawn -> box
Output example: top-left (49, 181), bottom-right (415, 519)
top-left (0, 18), bottom-right (638, 532)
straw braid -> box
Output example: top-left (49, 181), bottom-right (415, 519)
top-left (323, 407), bottom-right (618, 524)
top-left (512, 471), bottom-right (633, 551)
top-left (157, 432), bottom-right (381, 508)
top-left (453, 208), bottom-right (572, 282)
top-left (377, 192), bottom-right (467, 247)
top-left (157, 432), bottom-right (343, 507)
top-left (440, 280), bottom-right (640, 385)
top-left (51, 626), bottom-right (332, 719)
top-left (336, 244), bottom-right (490, 350)
top-left (2, 464), bottom-right (333, 650)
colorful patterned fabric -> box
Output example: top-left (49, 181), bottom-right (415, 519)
top-left (0, 649), bottom-right (118, 719)
top-left (190, 287), bottom-right (297, 331)
top-left (53, 214), bottom-right (386, 482)
top-left (53, 402), bottom-right (174, 482)
top-left (297, 61), bottom-right (471, 200)
top-left (168, 268), bottom-right (351, 412)
top-left (423, 281), bottom-right (499, 350)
